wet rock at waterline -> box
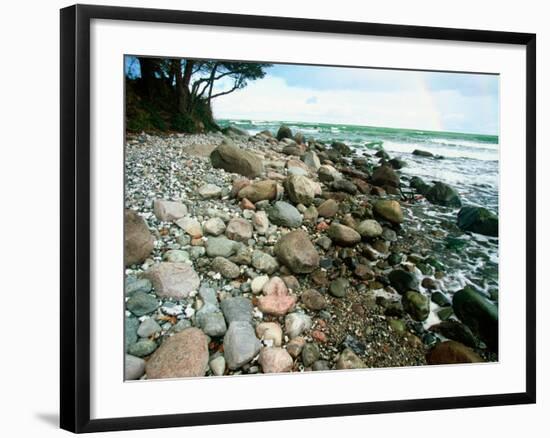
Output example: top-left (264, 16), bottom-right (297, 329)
top-left (402, 291), bottom-right (430, 321)
top-left (356, 219), bottom-right (383, 239)
top-left (373, 200), bottom-right (404, 224)
top-left (426, 181), bottom-right (462, 208)
top-left (426, 340), bottom-right (483, 365)
top-left (457, 206), bottom-right (499, 237)
top-left (276, 125), bottom-right (293, 141)
top-left (453, 286), bottom-right (498, 351)
top-left (372, 165), bottom-right (400, 188)
top-left (388, 269), bottom-right (419, 294)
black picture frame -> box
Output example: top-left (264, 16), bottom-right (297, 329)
top-left (60, 4), bottom-right (536, 433)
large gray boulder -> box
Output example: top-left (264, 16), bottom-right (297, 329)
top-left (210, 140), bottom-right (263, 177)
top-left (223, 321), bottom-right (261, 370)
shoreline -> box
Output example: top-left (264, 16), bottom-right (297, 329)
top-left (124, 125), bottom-right (498, 380)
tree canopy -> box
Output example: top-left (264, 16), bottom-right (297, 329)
top-left (125, 56), bottom-right (271, 133)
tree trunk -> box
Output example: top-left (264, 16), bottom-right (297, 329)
top-left (207, 62), bottom-right (219, 105)
top-left (178, 60), bottom-right (194, 112)
top-left (137, 57), bottom-right (156, 99)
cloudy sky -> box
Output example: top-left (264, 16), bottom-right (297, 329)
top-left (212, 63), bottom-right (499, 135)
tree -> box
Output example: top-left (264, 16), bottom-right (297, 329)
top-left (125, 56), bottom-right (271, 132)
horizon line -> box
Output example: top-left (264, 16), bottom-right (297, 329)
top-left (215, 117), bottom-right (499, 138)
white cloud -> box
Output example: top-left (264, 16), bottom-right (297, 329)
top-left (212, 76), bottom-right (497, 134)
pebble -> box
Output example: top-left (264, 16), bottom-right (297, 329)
top-left (220, 297), bottom-right (253, 324)
top-left (125, 316), bottom-right (139, 351)
top-left (317, 199), bottom-right (339, 218)
top-left (251, 250), bottom-right (279, 274)
top-left (126, 292), bottom-right (159, 317)
top-left (251, 275), bottom-right (270, 294)
top-left (137, 318), bottom-right (162, 338)
top-left (312, 360), bottom-right (331, 371)
top-left (302, 343), bottom-right (321, 366)
top-left (198, 183), bottom-right (222, 199)
top-left (161, 302), bottom-right (184, 316)
top-left (388, 269), bottom-right (419, 294)
top-left (211, 256), bottom-right (241, 279)
top-left (172, 319), bottom-right (192, 332)
top-left (125, 354), bottom-right (146, 380)
top-left (226, 218), bottom-right (253, 242)
top-left (301, 289), bottom-right (327, 311)
top-left (203, 217), bottom-right (226, 236)
top-left (356, 219), bottom-right (383, 238)
top-left (329, 277), bottom-right (350, 298)
top-left (280, 276), bottom-right (298, 291)
top-left (153, 199), bottom-right (188, 222)
top-left (176, 217), bottom-right (203, 238)
top-left (315, 236), bottom-right (333, 251)
top-left (144, 262), bottom-right (200, 299)
top-left (198, 285), bottom-right (218, 306)
top-left (285, 313), bottom-right (312, 339)
top-left (209, 356), bottom-right (226, 376)
top-left (125, 277), bottom-right (152, 296)
top-left (335, 348), bottom-right (366, 369)
top-left (286, 337), bottom-right (306, 358)
top-left (163, 249), bottom-right (190, 263)
top-left (256, 322), bottom-right (283, 347)
top-left (252, 211), bottom-right (269, 234)
top-left (127, 339), bottom-right (157, 357)
top-left (268, 201), bottom-right (303, 228)
top-left (205, 236), bottom-right (238, 258)
top-left (259, 347), bottom-right (294, 373)
top-left (197, 312), bottom-right (227, 337)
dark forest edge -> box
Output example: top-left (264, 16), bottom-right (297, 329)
top-left (125, 56), bottom-right (271, 133)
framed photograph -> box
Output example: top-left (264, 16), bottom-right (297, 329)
top-left (60, 4), bottom-right (536, 433)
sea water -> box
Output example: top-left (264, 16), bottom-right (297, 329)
top-left (218, 119), bottom-right (499, 303)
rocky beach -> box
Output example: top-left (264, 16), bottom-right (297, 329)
top-left (124, 124), bottom-right (499, 381)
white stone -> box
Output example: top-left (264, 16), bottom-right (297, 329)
top-left (251, 275), bottom-right (270, 294)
